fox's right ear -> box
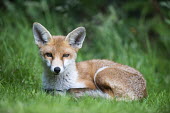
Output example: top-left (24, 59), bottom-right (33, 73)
top-left (33, 22), bottom-right (52, 46)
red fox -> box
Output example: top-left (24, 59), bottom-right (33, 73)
top-left (33, 22), bottom-right (147, 100)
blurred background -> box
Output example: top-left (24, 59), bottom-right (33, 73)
top-left (0, 0), bottom-right (170, 112)
top-left (0, 0), bottom-right (170, 58)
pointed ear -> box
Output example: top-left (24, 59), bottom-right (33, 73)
top-left (33, 22), bottom-right (52, 46)
top-left (65, 27), bottom-right (86, 49)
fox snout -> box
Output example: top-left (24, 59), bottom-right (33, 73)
top-left (49, 58), bottom-right (65, 74)
top-left (51, 65), bottom-right (64, 75)
top-left (54, 67), bottom-right (61, 74)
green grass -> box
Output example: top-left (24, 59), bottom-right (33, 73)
top-left (0, 8), bottom-right (170, 113)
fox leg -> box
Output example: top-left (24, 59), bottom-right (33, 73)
top-left (67, 88), bottom-right (111, 99)
top-left (44, 89), bottom-right (67, 96)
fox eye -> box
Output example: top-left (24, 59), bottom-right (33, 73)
top-left (63, 54), bottom-right (70, 57)
top-left (45, 53), bottom-right (53, 57)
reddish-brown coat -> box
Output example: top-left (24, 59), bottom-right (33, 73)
top-left (39, 36), bottom-right (147, 100)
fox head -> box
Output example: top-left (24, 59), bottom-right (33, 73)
top-left (33, 22), bottom-right (86, 75)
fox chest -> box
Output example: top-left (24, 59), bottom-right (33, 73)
top-left (42, 74), bottom-right (86, 91)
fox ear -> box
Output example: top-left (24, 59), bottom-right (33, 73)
top-left (65, 27), bottom-right (86, 49)
top-left (33, 22), bottom-right (52, 46)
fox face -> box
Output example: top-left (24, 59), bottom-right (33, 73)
top-left (39, 37), bottom-right (77, 74)
top-left (33, 23), bottom-right (86, 75)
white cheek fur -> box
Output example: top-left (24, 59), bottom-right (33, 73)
top-left (64, 59), bottom-right (75, 68)
top-left (46, 59), bottom-right (51, 67)
top-left (42, 56), bottom-right (75, 74)
top-left (41, 56), bottom-right (51, 67)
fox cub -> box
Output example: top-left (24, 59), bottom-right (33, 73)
top-left (33, 22), bottom-right (147, 100)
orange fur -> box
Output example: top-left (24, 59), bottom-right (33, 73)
top-left (33, 23), bottom-right (147, 100)
top-left (40, 37), bottom-right (147, 100)
top-left (76, 60), bottom-right (147, 100)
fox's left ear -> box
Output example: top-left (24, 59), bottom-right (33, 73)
top-left (65, 27), bottom-right (86, 49)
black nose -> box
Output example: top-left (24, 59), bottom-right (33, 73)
top-left (54, 67), bottom-right (60, 73)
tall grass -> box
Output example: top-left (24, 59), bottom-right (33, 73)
top-left (0, 6), bottom-right (170, 113)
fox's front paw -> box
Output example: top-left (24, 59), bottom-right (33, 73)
top-left (55, 90), bottom-right (66, 96)
top-left (67, 88), bottom-right (92, 98)
top-left (44, 89), bottom-right (66, 96)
